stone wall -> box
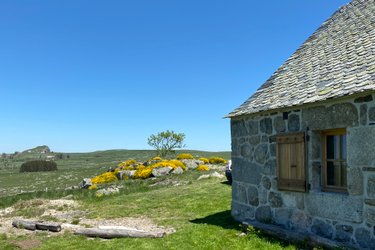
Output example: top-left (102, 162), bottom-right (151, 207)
top-left (230, 93), bottom-right (375, 249)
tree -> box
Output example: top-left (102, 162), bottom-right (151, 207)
top-left (147, 130), bottom-right (186, 157)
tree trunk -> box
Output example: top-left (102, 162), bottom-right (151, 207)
top-left (12, 220), bottom-right (36, 231)
top-left (74, 228), bottom-right (165, 239)
top-left (12, 220), bottom-right (61, 232)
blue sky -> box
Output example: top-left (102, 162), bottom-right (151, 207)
top-left (0, 0), bottom-right (350, 153)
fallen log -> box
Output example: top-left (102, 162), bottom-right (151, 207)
top-left (12, 220), bottom-right (62, 232)
top-left (74, 228), bottom-right (165, 239)
top-left (35, 221), bottom-right (62, 232)
top-left (12, 220), bottom-right (36, 231)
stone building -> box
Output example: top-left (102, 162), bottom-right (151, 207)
top-left (227, 0), bottom-right (375, 248)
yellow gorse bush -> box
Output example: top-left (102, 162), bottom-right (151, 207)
top-left (176, 153), bottom-right (194, 160)
top-left (91, 172), bottom-right (118, 184)
top-left (133, 166), bottom-right (153, 179)
top-left (208, 157), bottom-right (227, 164)
top-left (199, 157), bottom-right (209, 164)
top-left (152, 156), bottom-right (162, 161)
top-left (118, 159), bottom-right (137, 168)
top-left (168, 159), bottom-right (186, 170)
top-left (88, 184), bottom-right (97, 190)
top-left (197, 165), bottom-right (209, 171)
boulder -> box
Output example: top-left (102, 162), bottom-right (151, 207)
top-left (172, 167), bottom-right (184, 174)
top-left (116, 170), bottom-right (136, 180)
top-left (95, 187), bottom-right (120, 197)
top-left (181, 159), bottom-right (203, 169)
top-left (79, 178), bottom-right (92, 189)
top-left (151, 167), bottom-right (173, 177)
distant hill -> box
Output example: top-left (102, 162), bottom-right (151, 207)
top-left (22, 145), bottom-right (51, 154)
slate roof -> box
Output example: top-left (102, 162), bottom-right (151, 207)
top-left (228, 0), bottom-right (375, 118)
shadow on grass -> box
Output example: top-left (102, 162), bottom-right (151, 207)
top-left (190, 210), bottom-right (240, 230)
top-left (221, 180), bottom-right (232, 186)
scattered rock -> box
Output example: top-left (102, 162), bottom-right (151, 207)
top-left (95, 187), bottom-right (120, 197)
top-left (116, 170), bottom-right (136, 180)
top-left (171, 167), bottom-right (184, 174)
top-left (181, 159), bottom-right (203, 169)
top-left (151, 167), bottom-right (173, 177)
top-left (79, 178), bottom-right (92, 189)
top-left (197, 171), bottom-right (225, 180)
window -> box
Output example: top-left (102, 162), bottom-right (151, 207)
top-left (321, 129), bottom-right (347, 193)
top-left (276, 132), bottom-right (306, 192)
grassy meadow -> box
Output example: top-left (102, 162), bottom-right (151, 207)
top-left (0, 148), bottom-right (300, 249)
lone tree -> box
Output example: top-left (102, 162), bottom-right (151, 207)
top-left (147, 130), bottom-right (186, 157)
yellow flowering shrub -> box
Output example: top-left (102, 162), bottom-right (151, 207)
top-left (88, 184), bottom-right (97, 190)
top-left (176, 153), bottom-right (194, 160)
top-left (199, 157), bottom-right (209, 164)
top-left (133, 166), bottom-right (153, 179)
top-left (197, 165), bottom-right (209, 171)
top-left (208, 157), bottom-right (227, 164)
top-left (136, 165), bottom-right (146, 170)
top-left (118, 159), bottom-right (137, 168)
top-left (168, 159), bottom-right (186, 170)
top-left (152, 156), bottom-right (162, 161)
top-left (122, 165), bottom-right (135, 170)
top-left (151, 161), bottom-right (176, 169)
top-left (91, 172), bottom-right (118, 184)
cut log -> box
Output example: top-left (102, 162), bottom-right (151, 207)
top-left (74, 228), bottom-right (165, 239)
top-left (35, 222), bottom-right (62, 232)
top-left (12, 220), bottom-right (62, 232)
top-left (12, 220), bottom-right (37, 231)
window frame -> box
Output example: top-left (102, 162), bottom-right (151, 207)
top-left (321, 128), bottom-right (347, 193)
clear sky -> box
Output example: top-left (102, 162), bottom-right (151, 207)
top-left (0, 0), bottom-right (350, 153)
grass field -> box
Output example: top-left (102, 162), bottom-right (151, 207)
top-left (0, 148), bottom-right (300, 249)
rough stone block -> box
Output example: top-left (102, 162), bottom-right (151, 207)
top-left (261, 176), bottom-right (271, 190)
top-left (274, 208), bottom-right (292, 228)
top-left (231, 119), bottom-right (247, 137)
top-left (232, 157), bottom-right (262, 185)
top-left (354, 227), bottom-right (375, 249)
top-left (269, 143), bottom-right (276, 157)
top-left (368, 176), bottom-right (375, 198)
top-left (348, 126), bottom-right (375, 167)
top-left (247, 120), bottom-right (259, 135)
top-left (254, 144), bottom-right (269, 165)
top-left (268, 192), bottom-right (283, 207)
top-left (273, 116), bottom-right (286, 133)
top-left (232, 181), bottom-right (248, 204)
top-left (247, 185), bottom-right (259, 206)
top-left (231, 138), bottom-right (240, 157)
top-left (282, 192), bottom-right (304, 209)
top-left (360, 104), bottom-right (368, 126)
top-left (240, 143), bottom-right (253, 158)
top-left (302, 103), bottom-right (358, 130)
top-left (231, 201), bottom-right (255, 222)
top-left (258, 187), bottom-right (268, 205)
top-left (347, 167), bottom-right (363, 196)
top-left (311, 219), bottom-right (333, 239)
top-left (335, 224), bottom-right (353, 243)
top-left (365, 207), bottom-right (375, 225)
top-left (369, 106), bottom-right (375, 122)
top-left (248, 135), bottom-right (261, 146)
top-left (290, 210), bottom-right (311, 232)
top-left (263, 158), bottom-right (276, 176)
top-left (305, 193), bottom-right (363, 223)
top-left (255, 206), bottom-right (272, 223)
top-left (310, 132), bottom-right (321, 160)
top-left (260, 118), bottom-right (272, 134)
top-left (311, 161), bottom-right (321, 191)
top-left (288, 114), bottom-right (300, 132)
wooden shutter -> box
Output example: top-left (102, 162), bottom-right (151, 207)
top-left (276, 132), bottom-right (306, 192)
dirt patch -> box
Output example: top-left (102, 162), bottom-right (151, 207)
top-left (11, 238), bottom-right (41, 250)
top-left (0, 198), bottom-right (174, 237)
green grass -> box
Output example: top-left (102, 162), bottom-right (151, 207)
top-left (0, 171), bottom-right (298, 249)
top-left (0, 149), bottom-right (300, 249)
top-left (0, 149), bottom-right (230, 197)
